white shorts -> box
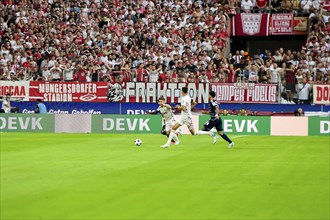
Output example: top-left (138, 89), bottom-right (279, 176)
top-left (164, 118), bottom-right (176, 131)
top-left (178, 115), bottom-right (194, 131)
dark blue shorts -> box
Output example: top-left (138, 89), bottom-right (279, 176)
top-left (202, 119), bottom-right (223, 132)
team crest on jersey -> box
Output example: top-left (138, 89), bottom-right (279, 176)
top-left (241, 14), bottom-right (262, 35)
top-left (108, 83), bottom-right (124, 102)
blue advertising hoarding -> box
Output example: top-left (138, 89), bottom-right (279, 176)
top-left (3, 101), bottom-right (329, 115)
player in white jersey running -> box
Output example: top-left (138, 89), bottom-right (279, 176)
top-left (161, 87), bottom-right (198, 148)
top-left (157, 96), bottom-right (180, 145)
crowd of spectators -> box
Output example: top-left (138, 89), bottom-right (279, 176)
top-left (0, 0), bottom-right (231, 83)
top-left (0, 0), bottom-right (329, 105)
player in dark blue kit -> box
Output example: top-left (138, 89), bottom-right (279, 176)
top-left (200, 91), bottom-right (234, 148)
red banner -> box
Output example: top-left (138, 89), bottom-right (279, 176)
top-left (211, 83), bottom-right (278, 103)
top-left (313, 84), bottom-right (330, 105)
top-left (271, 13), bottom-right (293, 35)
top-left (108, 82), bottom-right (210, 103)
top-left (231, 13), bottom-right (270, 36)
top-left (230, 13), bottom-right (308, 36)
top-left (29, 82), bottom-right (108, 102)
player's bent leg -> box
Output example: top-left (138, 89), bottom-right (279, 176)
top-left (161, 125), bottom-right (167, 136)
top-left (218, 131), bottom-right (234, 148)
top-left (172, 132), bottom-right (180, 145)
top-left (190, 128), bottom-right (196, 135)
top-left (197, 126), bottom-right (212, 135)
top-left (167, 130), bottom-right (179, 145)
top-left (166, 130), bottom-right (175, 143)
top-left (175, 127), bottom-right (182, 136)
top-left (171, 122), bottom-right (182, 131)
top-left (162, 123), bottom-right (182, 147)
top-left (195, 130), bottom-right (212, 135)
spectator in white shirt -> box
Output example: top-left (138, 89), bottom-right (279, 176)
top-left (241, 0), bottom-right (254, 12)
top-left (296, 78), bottom-right (311, 104)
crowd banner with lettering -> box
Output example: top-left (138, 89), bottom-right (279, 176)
top-left (29, 82), bottom-right (108, 102)
top-left (108, 82), bottom-right (210, 104)
top-left (293, 17), bottom-right (308, 35)
top-left (211, 83), bottom-right (277, 103)
top-left (313, 84), bottom-right (330, 105)
top-left (231, 13), bottom-right (270, 36)
top-left (230, 14), bottom-right (308, 36)
top-left (271, 13), bottom-right (293, 35)
top-left (0, 81), bottom-right (29, 101)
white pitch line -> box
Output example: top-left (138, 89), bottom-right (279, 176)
top-left (230, 135), bottom-right (251, 140)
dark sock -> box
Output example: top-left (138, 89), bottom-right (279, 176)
top-left (221, 133), bottom-right (232, 143)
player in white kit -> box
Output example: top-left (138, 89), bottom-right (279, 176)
top-left (157, 96), bottom-right (180, 144)
top-left (160, 87), bottom-right (196, 148)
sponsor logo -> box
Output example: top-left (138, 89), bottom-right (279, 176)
top-left (48, 109), bottom-right (101, 114)
top-left (127, 109), bottom-right (153, 114)
top-left (0, 117), bottom-right (43, 130)
top-left (103, 118), bottom-right (150, 131)
top-left (224, 119), bottom-right (259, 133)
top-left (320, 121), bottom-right (330, 134)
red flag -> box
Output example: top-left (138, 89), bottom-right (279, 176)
top-left (231, 13), bottom-right (270, 36)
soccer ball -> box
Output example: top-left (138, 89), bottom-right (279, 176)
top-left (134, 139), bottom-right (142, 146)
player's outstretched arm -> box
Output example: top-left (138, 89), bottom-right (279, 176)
top-left (175, 105), bottom-right (187, 111)
top-left (162, 103), bottom-right (172, 109)
top-left (146, 110), bottom-right (159, 115)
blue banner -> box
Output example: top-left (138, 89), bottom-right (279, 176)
top-left (9, 101), bottom-right (120, 114)
top-left (2, 101), bottom-right (329, 115)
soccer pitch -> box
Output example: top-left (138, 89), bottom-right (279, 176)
top-left (0, 133), bottom-right (329, 220)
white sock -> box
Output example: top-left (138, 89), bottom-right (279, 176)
top-left (196, 130), bottom-right (211, 135)
top-left (167, 130), bottom-right (175, 145)
top-left (172, 132), bottom-right (179, 142)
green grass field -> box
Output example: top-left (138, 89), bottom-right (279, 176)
top-left (0, 133), bottom-right (329, 220)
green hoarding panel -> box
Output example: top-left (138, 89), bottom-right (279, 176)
top-left (308, 117), bottom-right (330, 136)
top-left (92, 115), bottom-right (162, 133)
top-left (0, 113), bottom-right (55, 132)
top-left (199, 115), bottom-right (271, 135)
